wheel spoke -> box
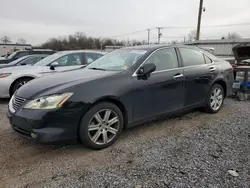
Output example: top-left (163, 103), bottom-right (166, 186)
top-left (104, 110), bottom-right (111, 123)
top-left (211, 96), bottom-right (216, 100)
top-left (94, 113), bottom-right (103, 124)
top-left (89, 124), bottom-right (100, 131)
top-left (217, 95), bottom-right (223, 100)
top-left (216, 89), bottom-right (221, 96)
top-left (108, 117), bottom-right (118, 126)
top-left (102, 131), bottom-right (108, 144)
top-left (211, 100), bottom-right (216, 108)
top-left (91, 129), bottom-right (102, 142)
top-left (107, 127), bottom-right (118, 135)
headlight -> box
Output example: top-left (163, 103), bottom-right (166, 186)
top-left (0, 73), bottom-right (12, 78)
top-left (23, 92), bottom-right (73, 109)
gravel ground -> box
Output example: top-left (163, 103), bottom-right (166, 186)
top-left (0, 98), bottom-right (249, 188)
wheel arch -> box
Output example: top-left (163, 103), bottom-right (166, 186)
top-left (212, 78), bottom-right (227, 97)
top-left (9, 76), bottom-right (36, 95)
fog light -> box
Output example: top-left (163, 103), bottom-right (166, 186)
top-left (31, 133), bottom-right (38, 138)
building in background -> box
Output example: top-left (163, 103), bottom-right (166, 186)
top-left (0, 43), bottom-right (32, 56)
top-left (185, 39), bottom-right (250, 56)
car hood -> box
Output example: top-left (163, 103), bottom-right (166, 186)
top-left (16, 68), bottom-right (119, 99)
top-left (233, 43), bottom-right (250, 62)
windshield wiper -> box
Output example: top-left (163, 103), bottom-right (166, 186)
top-left (88, 67), bottom-right (106, 71)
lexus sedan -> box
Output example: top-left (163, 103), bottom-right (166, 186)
top-left (0, 54), bottom-right (48, 69)
top-left (7, 45), bottom-right (234, 149)
top-left (0, 50), bottom-right (104, 98)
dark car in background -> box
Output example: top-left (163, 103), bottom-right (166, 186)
top-left (0, 54), bottom-right (48, 69)
top-left (8, 45), bottom-right (234, 149)
top-left (0, 49), bottom-right (55, 64)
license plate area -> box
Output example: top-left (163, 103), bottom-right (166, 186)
top-left (233, 82), bottom-right (241, 89)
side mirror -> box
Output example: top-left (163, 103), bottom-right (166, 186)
top-left (50, 62), bottom-right (59, 70)
top-left (137, 63), bottom-right (156, 78)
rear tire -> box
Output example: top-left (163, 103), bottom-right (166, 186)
top-left (79, 102), bottom-right (124, 150)
top-left (204, 84), bottom-right (225, 113)
top-left (10, 78), bottom-right (33, 97)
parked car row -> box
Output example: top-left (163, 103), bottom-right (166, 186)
top-left (0, 50), bottom-right (105, 98)
top-left (6, 45), bottom-right (234, 149)
top-left (0, 49), bottom-right (56, 64)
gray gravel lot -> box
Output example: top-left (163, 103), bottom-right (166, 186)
top-left (0, 98), bottom-right (249, 188)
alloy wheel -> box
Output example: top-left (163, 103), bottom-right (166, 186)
top-left (210, 88), bottom-right (223, 111)
top-left (17, 81), bottom-right (27, 90)
top-left (88, 109), bottom-right (120, 145)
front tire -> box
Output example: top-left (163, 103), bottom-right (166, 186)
top-left (10, 78), bottom-right (33, 97)
top-left (79, 102), bottom-right (124, 150)
top-left (204, 84), bottom-right (225, 113)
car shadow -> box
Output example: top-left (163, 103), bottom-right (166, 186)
top-left (0, 98), bottom-right (9, 104)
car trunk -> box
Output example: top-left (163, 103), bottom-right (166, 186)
top-left (232, 43), bottom-right (250, 87)
top-left (233, 43), bottom-right (250, 63)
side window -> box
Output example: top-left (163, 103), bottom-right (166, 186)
top-left (144, 48), bottom-right (178, 71)
top-left (20, 57), bottom-right (37, 65)
top-left (15, 52), bottom-right (29, 59)
top-left (53, 53), bottom-right (82, 66)
top-left (179, 48), bottom-right (205, 66)
top-left (86, 53), bottom-right (103, 64)
top-left (204, 55), bottom-right (212, 64)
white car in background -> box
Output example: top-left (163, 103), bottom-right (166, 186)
top-left (0, 50), bottom-right (104, 98)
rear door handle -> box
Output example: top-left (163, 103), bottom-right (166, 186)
top-left (209, 66), bottom-right (216, 72)
top-left (173, 73), bottom-right (183, 80)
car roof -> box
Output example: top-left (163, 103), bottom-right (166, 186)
top-left (55, 50), bottom-right (106, 55)
top-left (121, 44), bottom-right (200, 51)
top-left (23, 54), bottom-right (49, 58)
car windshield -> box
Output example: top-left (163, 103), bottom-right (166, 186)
top-left (8, 56), bottom-right (29, 65)
top-left (7, 52), bottom-right (17, 60)
top-left (86, 49), bottom-right (147, 71)
top-left (34, 52), bottom-right (66, 66)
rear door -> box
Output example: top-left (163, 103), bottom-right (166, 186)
top-left (177, 47), bottom-right (218, 106)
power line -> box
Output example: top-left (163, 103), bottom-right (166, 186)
top-left (106, 22), bottom-right (250, 39)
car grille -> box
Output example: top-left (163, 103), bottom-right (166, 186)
top-left (12, 95), bottom-right (26, 111)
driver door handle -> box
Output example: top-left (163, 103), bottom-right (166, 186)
top-left (173, 73), bottom-right (183, 80)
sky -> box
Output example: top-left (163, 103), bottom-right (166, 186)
top-left (0, 0), bottom-right (250, 45)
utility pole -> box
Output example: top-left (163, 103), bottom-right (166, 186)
top-left (196, 0), bottom-right (204, 40)
top-left (147, 29), bottom-right (150, 44)
top-left (156, 27), bottom-right (162, 44)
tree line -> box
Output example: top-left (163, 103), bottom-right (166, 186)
top-left (40, 32), bottom-right (147, 51)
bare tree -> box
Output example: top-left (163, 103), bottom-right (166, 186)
top-left (188, 30), bottom-right (197, 41)
top-left (227, 32), bottom-right (241, 40)
top-left (1, 36), bottom-right (11, 43)
top-left (17, 38), bottom-right (26, 44)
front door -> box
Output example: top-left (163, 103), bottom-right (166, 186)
top-left (177, 47), bottom-right (218, 106)
top-left (42, 53), bottom-right (84, 75)
top-left (131, 47), bottom-right (185, 122)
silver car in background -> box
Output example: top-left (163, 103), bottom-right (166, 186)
top-left (0, 50), bottom-right (104, 98)
top-left (0, 54), bottom-right (48, 69)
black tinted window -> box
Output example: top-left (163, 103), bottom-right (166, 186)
top-left (145, 48), bottom-right (178, 71)
top-left (179, 48), bottom-right (205, 66)
top-left (15, 52), bottom-right (29, 59)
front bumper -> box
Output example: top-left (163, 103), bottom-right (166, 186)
top-left (0, 77), bottom-right (13, 98)
top-left (7, 106), bottom-right (84, 144)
